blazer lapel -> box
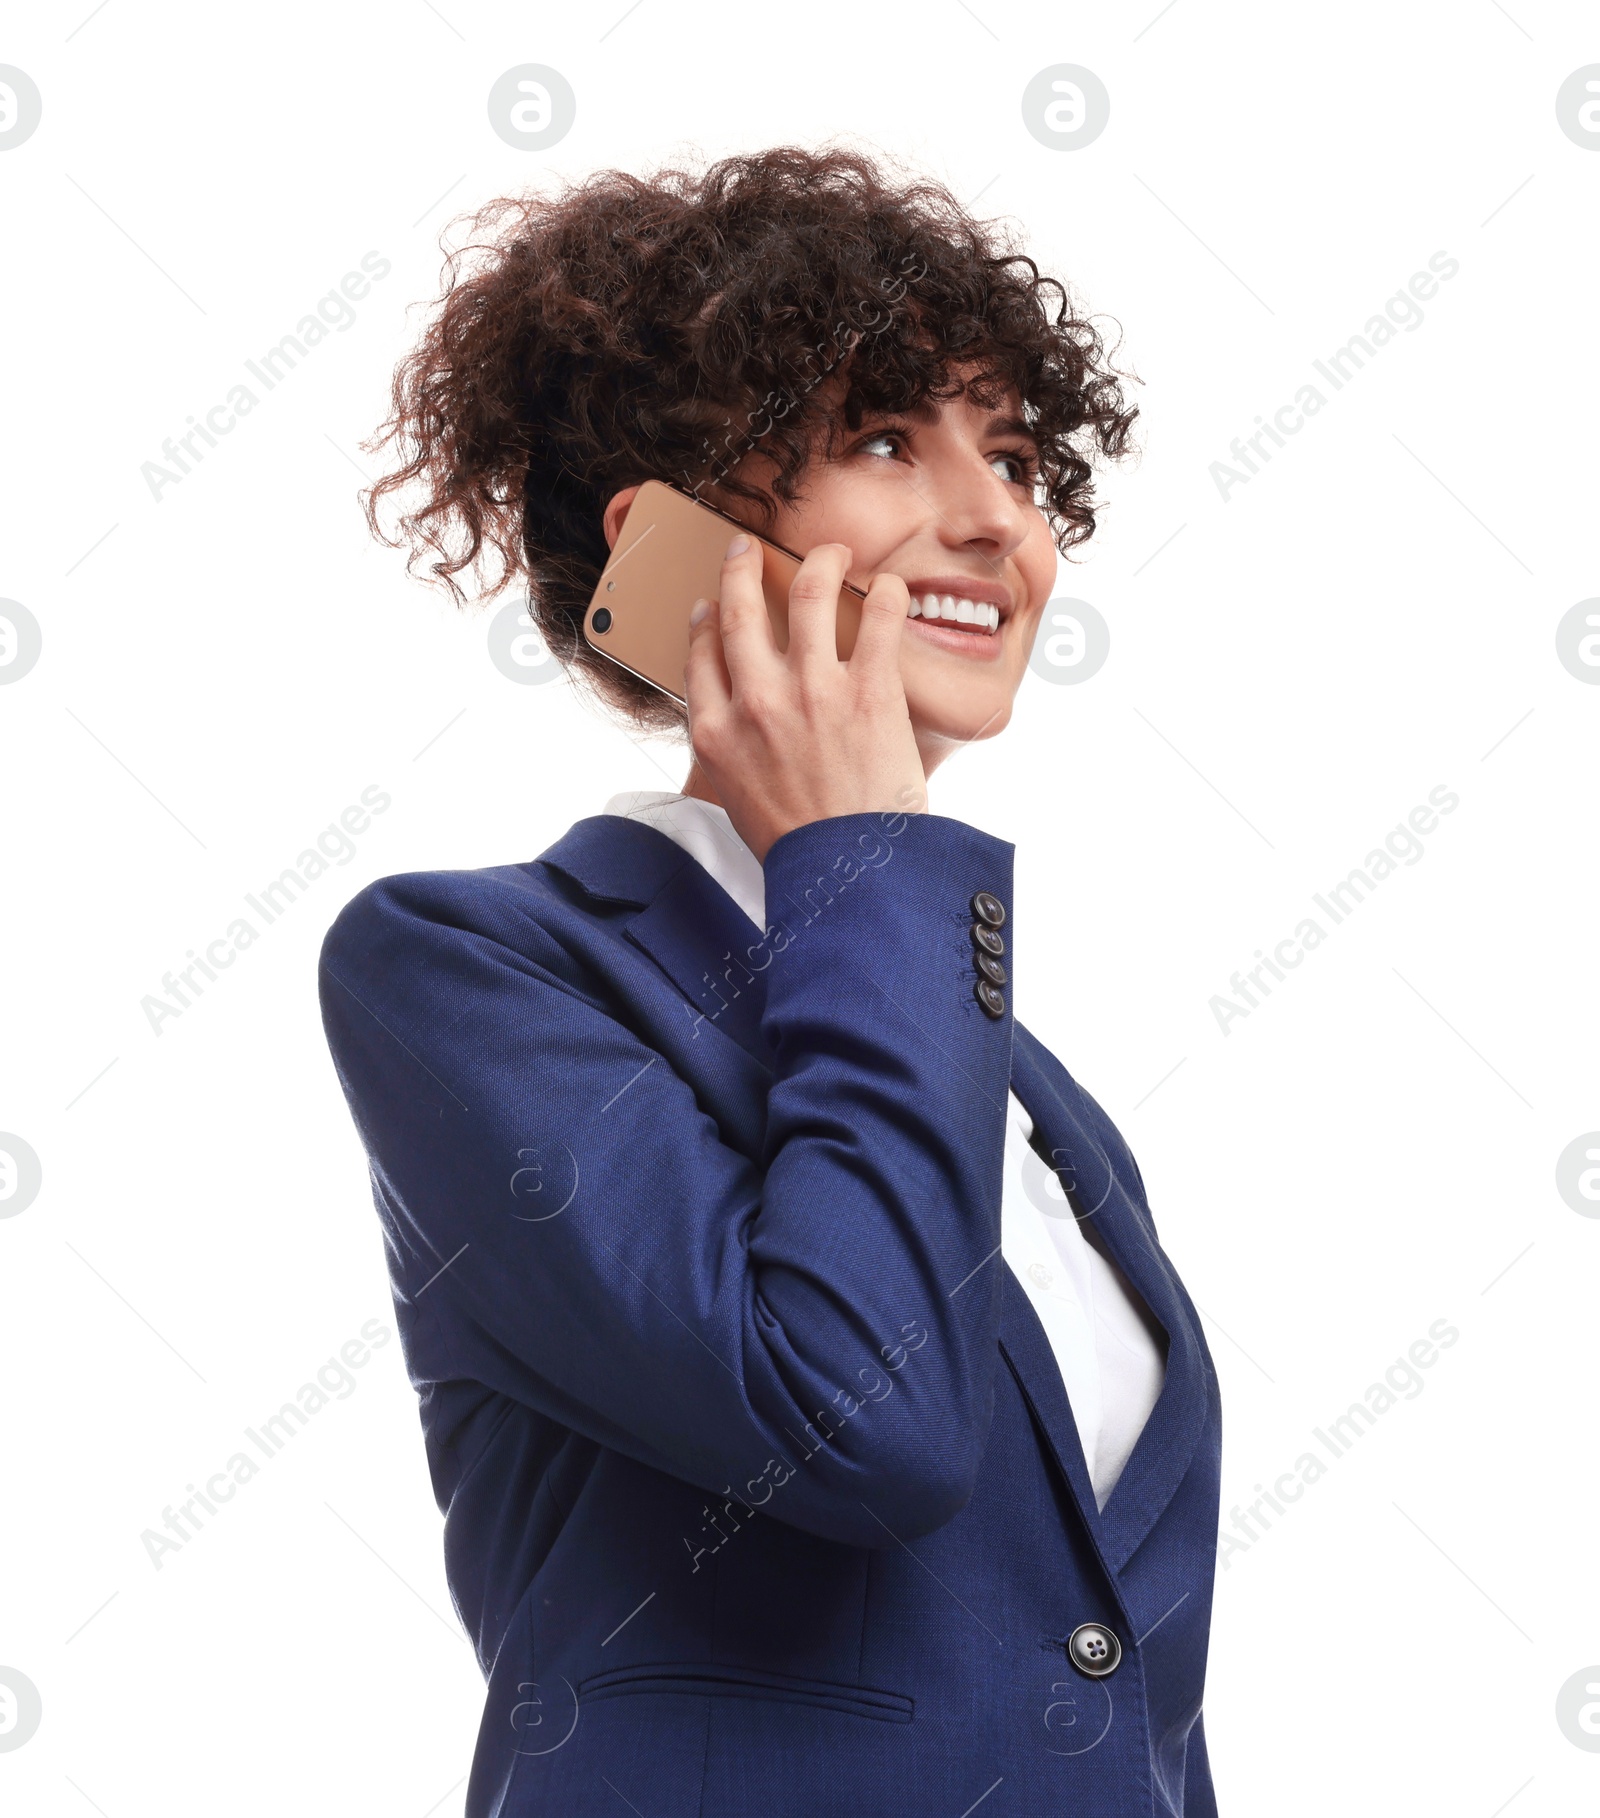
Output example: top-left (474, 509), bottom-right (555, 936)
top-left (538, 814), bottom-right (775, 1069)
top-left (996, 1266), bottom-right (1110, 1537)
top-left (623, 859), bottom-right (773, 1062)
top-left (1007, 1026), bottom-right (1209, 1576)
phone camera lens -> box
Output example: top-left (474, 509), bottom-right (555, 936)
top-left (591, 607), bottom-right (613, 634)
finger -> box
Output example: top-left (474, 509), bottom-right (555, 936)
top-left (785, 542), bottom-right (853, 669)
top-left (683, 595), bottom-right (731, 719)
top-left (715, 532), bottom-right (781, 684)
top-left (845, 569), bottom-right (912, 677)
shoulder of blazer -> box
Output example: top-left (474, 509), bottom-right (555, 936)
top-left (324, 816), bottom-right (692, 940)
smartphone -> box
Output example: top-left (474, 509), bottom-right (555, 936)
top-left (582, 479), bottom-right (864, 705)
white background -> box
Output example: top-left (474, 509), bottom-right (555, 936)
top-left (2, 2), bottom-right (1596, 1813)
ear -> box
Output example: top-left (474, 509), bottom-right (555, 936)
top-left (602, 485), bottom-right (642, 551)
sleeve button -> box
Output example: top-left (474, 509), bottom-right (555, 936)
top-left (971, 924), bottom-right (1005, 958)
top-left (974, 951), bottom-right (1007, 987)
top-left (974, 980), bottom-right (1007, 1019)
top-left (971, 891), bottom-right (1006, 928)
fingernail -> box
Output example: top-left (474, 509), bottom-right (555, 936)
top-left (689, 597), bottom-right (711, 627)
top-left (725, 533), bottom-right (750, 557)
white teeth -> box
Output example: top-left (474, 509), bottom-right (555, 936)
top-left (909, 594), bottom-right (1003, 632)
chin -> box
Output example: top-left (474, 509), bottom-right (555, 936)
top-left (907, 686), bottom-right (1016, 750)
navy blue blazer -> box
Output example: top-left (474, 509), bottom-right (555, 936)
top-left (318, 808), bottom-right (1222, 1817)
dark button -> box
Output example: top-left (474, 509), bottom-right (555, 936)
top-left (974, 951), bottom-right (1007, 987)
top-left (974, 980), bottom-right (1006, 1019)
top-left (1067, 1623), bottom-right (1122, 1679)
top-left (970, 924), bottom-right (1005, 958)
top-left (971, 891), bottom-right (1006, 929)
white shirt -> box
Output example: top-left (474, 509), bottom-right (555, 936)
top-left (602, 789), bottom-right (1166, 1510)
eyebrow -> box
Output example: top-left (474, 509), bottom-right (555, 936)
top-left (982, 413), bottom-right (1038, 442)
top-left (889, 400), bottom-right (1039, 442)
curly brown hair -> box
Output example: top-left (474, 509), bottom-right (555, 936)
top-left (363, 143), bottom-right (1139, 732)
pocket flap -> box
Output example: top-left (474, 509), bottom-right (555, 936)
top-left (577, 1662), bottom-right (914, 1724)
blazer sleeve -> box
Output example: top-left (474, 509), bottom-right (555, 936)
top-left (318, 811), bottom-right (1014, 1550)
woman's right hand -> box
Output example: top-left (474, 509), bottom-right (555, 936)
top-left (682, 533), bottom-right (929, 864)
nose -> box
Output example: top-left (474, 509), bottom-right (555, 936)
top-left (926, 449), bottom-right (1031, 570)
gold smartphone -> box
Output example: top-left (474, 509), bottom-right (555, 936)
top-left (582, 479), bottom-right (864, 705)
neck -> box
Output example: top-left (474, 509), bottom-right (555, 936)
top-left (682, 736), bottom-right (948, 813)
top-left (680, 762), bottom-right (722, 809)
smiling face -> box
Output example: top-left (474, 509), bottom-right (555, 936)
top-left (603, 367), bottom-right (1061, 776)
top-left (736, 373), bottom-right (1060, 770)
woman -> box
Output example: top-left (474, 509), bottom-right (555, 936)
top-left (320, 146), bottom-right (1222, 1817)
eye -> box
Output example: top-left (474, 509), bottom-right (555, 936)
top-left (857, 428), bottom-right (907, 462)
top-left (990, 448), bottom-right (1039, 486)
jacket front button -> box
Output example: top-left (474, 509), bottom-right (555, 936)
top-left (1067, 1622), bottom-right (1122, 1678)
